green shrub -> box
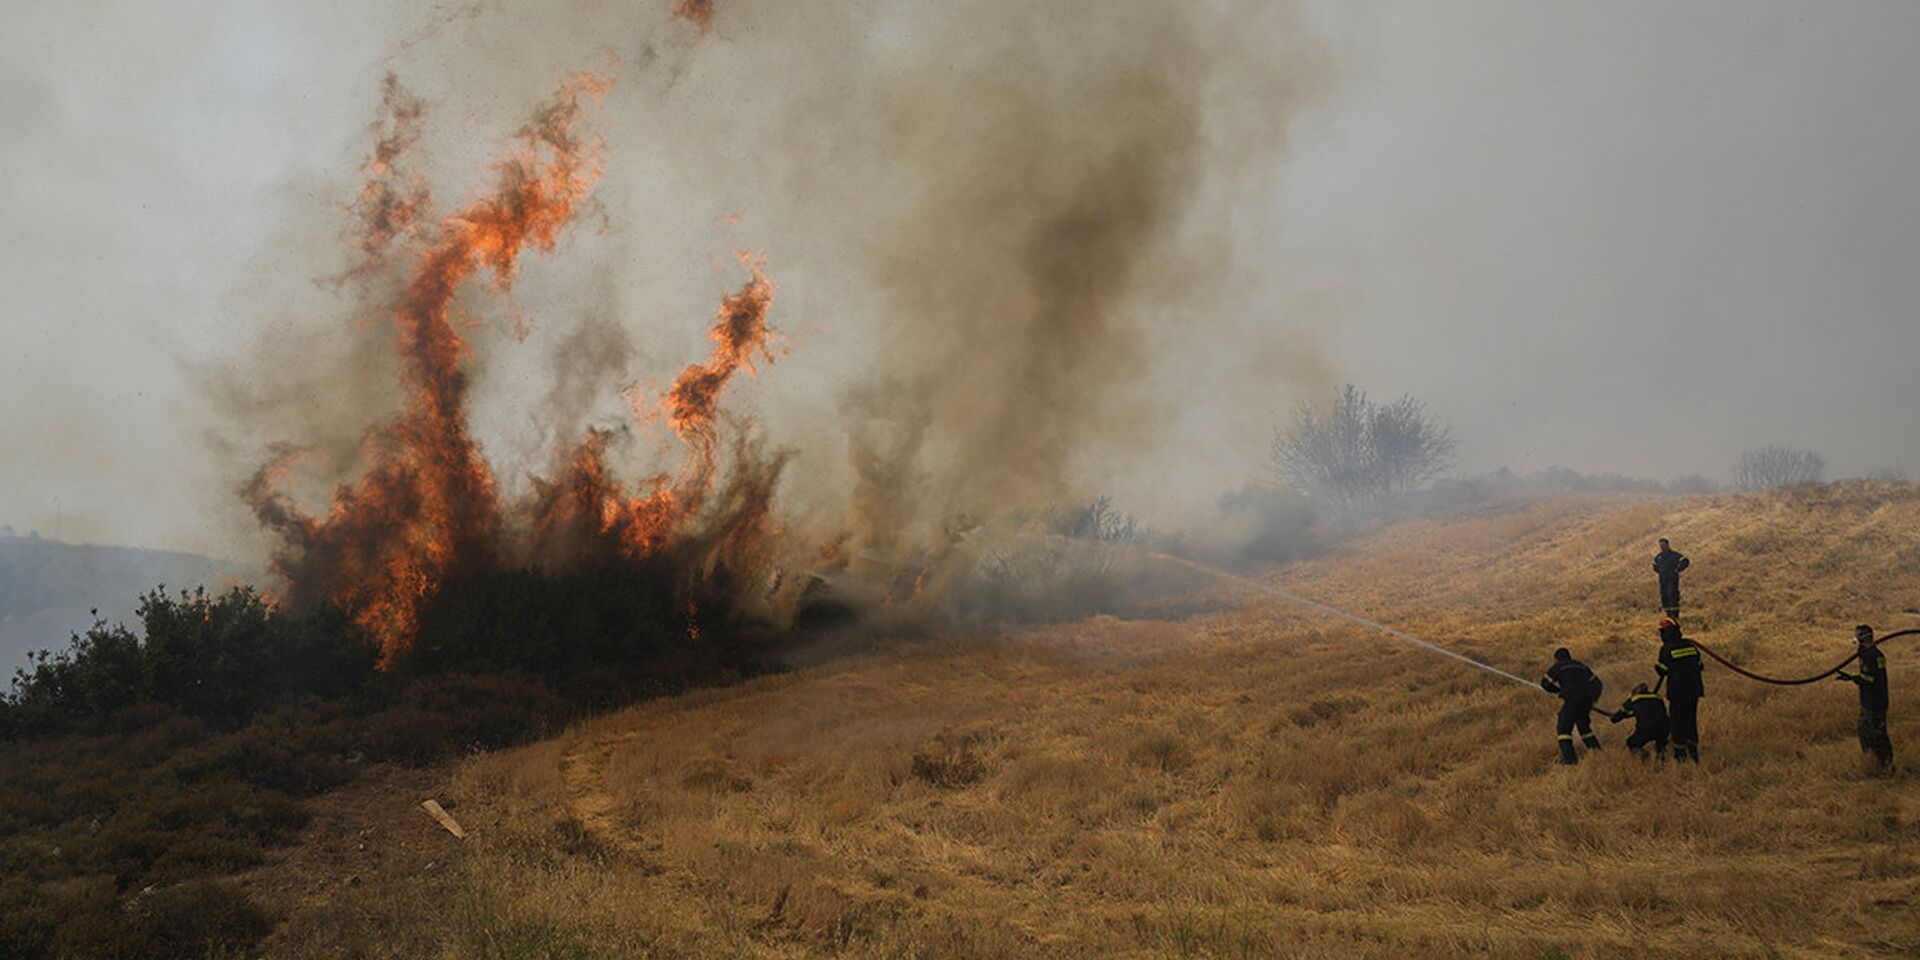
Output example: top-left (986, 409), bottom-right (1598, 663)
top-left (3, 588), bottom-right (376, 738)
top-left (0, 566), bottom-right (768, 956)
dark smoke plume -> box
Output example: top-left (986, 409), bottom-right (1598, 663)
top-left (222, 0), bottom-right (1332, 637)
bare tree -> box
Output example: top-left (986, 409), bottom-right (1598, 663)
top-left (1272, 385), bottom-right (1372, 506)
top-left (1273, 385), bottom-right (1456, 506)
top-left (1734, 446), bottom-right (1825, 491)
top-left (1369, 393), bottom-right (1457, 496)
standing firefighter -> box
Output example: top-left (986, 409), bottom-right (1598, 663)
top-left (1541, 647), bottom-right (1604, 765)
top-left (1608, 682), bottom-right (1670, 761)
top-left (1836, 625), bottom-right (1893, 769)
top-left (1653, 538), bottom-right (1690, 620)
top-left (1655, 618), bottom-right (1704, 762)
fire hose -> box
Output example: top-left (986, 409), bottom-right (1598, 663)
top-left (1682, 628), bottom-right (1916, 685)
top-left (1135, 546), bottom-right (1912, 699)
top-left (1602, 630), bottom-right (1915, 721)
top-left (1106, 541), bottom-right (1917, 730)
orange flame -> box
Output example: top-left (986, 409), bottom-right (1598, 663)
top-left (343, 74), bottom-right (430, 274)
top-left (250, 69), bottom-right (791, 669)
top-left (667, 256), bottom-right (776, 446)
top-left (249, 72), bottom-right (612, 666)
top-left (671, 0), bottom-right (714, 31)
top-left (535, 256), bottom-right (780, 566)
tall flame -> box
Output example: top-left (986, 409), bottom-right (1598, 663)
top-left (248, 69), bottom-right (788, 668)
top-left (249, 72), bottom-right (613, 665)
top-left (533, 256), bottom-right (780, 566)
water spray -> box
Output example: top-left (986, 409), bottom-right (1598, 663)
top-left (1133, 547), bottom-right (1917, 695)
top-left (1132, 549), bottom-right (1539, 689)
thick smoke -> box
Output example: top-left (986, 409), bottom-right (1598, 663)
top-left (613, 0), bottom-right (1331, 558)
top-left (218, 0), bottom-right (1332, 638)
top-left (832, 2), bottom-right (1316, 553)
top-left (377, 0), bottom-right (1331, 529)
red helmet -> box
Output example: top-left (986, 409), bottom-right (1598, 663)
top-left (1657, 617), bottom-right (1678, 630)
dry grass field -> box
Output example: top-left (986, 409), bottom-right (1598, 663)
top-left (259, 484), bottom-right (1920, 959)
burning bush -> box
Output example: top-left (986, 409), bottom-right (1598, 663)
top-left (244, 73), bottom-right (789, 671)
top-left (0, 565), bottom-right (775, 959)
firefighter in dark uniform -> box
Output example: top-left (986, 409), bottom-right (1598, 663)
top-left (1835, 624), bottom-right (1893, 769)
top-left (1655, 617), bottom-right (1704, 762)
top-left (1653, 538), bottom-right (1690, 620)
top-left (1608, 682), bottom-right (1670, 761)
top-left (1541, 647), bottom-right (1604, 765)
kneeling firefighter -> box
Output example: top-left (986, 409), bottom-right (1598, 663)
top-left (1541, 647), bottom-right (1604, 765)
top-left (1608, 682), bottom-right (1670, 760)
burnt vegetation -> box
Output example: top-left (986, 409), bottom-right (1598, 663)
top-left (0, 74), bottom-right (819, 958)
top-left (0, 503), bottom-right (1186, 958)
top-left (0, 564), bottom-right (772, 960)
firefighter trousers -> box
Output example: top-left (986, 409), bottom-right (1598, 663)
top-left (1625, 723), bottom-right (1670, 759)
top-left (1858, 709), bottom-right (1894, 768)
top-left (1668, 696), bottom-right (1699, 762)
top-left (1659, 577), bottom-right (1681, 616)
top-left (1555, 697), bottom-right (1601, 764)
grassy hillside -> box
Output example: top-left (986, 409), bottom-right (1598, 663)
top-left (260, 484), bottom-right (1920, 959)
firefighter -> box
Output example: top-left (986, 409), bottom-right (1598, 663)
top-left (1655, 617), bottom-right (1704, 762)
top-left (1608, 682), bottom-right (1670, 761)
top-left (1835, 625), bottom-right (1893, 769)
top-left (1540, 647), bottom-right (1604, 765)
top-left (1652, 538), bottom-right (1690, 620)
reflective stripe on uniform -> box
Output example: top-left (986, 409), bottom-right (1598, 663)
top-left (1669, 647), bottom-right (1698, 658)
top-left (1556, 734), bottom-right (1574, 741)
top-left (1629, 693), bottom-right (1660, 702)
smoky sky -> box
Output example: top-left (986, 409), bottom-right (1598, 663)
top-left (2, 0), bottom-right (1918, 559)
top-left (1296, 2), bottom-right (1920, 482)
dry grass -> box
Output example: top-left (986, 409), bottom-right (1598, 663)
top-left (266, 484), bottom-right (1920, 959)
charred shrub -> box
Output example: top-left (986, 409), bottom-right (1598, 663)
top-left (398, 561), bottom-right (757, 700)
top-left (911, 748), bottom-right (986, 788)
top-left (0, 874), bottom-right (58, 960)
top-left (0, 560), bottom-right (769, 955)
top-left (910, 730), bottom-right (994, 788)
top-left (959, 539), bottom-right (1124, 624)
top-left (354, 672), bottom-right (572, 765)
top-left (682, 760), bottom-right (753, 794)
top-left (1213, 484), bottom-right (1317, 565)
top-left (59, 879), bottom-right (271, 960)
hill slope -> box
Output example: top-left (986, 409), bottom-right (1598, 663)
top-left (0, 532), bottom-right (254, 677)
top-left (260, 485), bottom-right (1920, 959)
